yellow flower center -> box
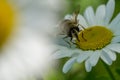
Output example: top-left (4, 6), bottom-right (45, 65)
top-left (0, 1), bottom-right (15, 47)
top-left (76, 26), bottom-right (113, 50)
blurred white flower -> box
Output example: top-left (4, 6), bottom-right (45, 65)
top-left (0, 0), bottom-right (62, 80)
top-left (53, 0), bottom-right (120, 73)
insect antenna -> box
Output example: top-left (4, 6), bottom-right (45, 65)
top-left (73, 5), bottom-right (86, 30)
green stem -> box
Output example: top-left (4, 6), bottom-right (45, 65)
top-left (102, 61), bottom-right (116, 80)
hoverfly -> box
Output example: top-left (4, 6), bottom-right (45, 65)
top-left (59, 7), bottom-right (86, 44)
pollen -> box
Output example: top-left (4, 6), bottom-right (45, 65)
top-left (76, 26), bottom-right (113, 50)
top-left (0, 1), bottom-right (15, 47)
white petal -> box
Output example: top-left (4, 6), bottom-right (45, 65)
top-left (62, 57), bottom-right (76, 73)
top-left (77, 14), bottom-right (89, 28)
top-left (103, 48), bottom-right (116, 61)
top-left (95, 5), bottom-right (106, 26)
top-left (100, 51), bottom-right (112, 65)
top-left (55, 37), bottom-right (71, 47)
top-left (104, 0), bottom-right (115, 25)
top-left (52, 47), bottom-right (83, 59)
top-left (88, 51), bottom-right (100, 66)
top-left (52, 49), bottom-right (73, 59)
top-left (72, 48), bottom-right (83, 53)
top-left (110, 22), bottom-right (120, 36)
top-left (84, 6), bottom-right (96, 26)
top-left (111, 36), bottom-right (120, 43)
top-left (64, 14), bottom-right (72, 20)
top-left (114, 23), bottom-right (120, 35)
top-left (85, 60), bottom-right (92, 72)
top-left (107, 43), bottom-right (120, 53)
top-left (77, 52), bottom-right (90, 63)
top-left (109, 13), bottom-right (120, 29)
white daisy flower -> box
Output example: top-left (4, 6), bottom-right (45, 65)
top-left (0, 0), bottom-right (59, 80)
top-left (53, 0), bottom-right (120, 73)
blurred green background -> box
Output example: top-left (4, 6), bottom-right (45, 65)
top-left (44, 0), bottom-right (120, 80)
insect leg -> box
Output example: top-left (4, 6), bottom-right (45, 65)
top-left (78, 24), bottom-right (86, 30)
top-left (63, 36), bottom-right (68, 39)
top-left (82, 32), bottom-right (87, 41)
top-left (63, 36), bottom-right (72, 47)
top-left (73, 29), bottom-right (80, 41)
